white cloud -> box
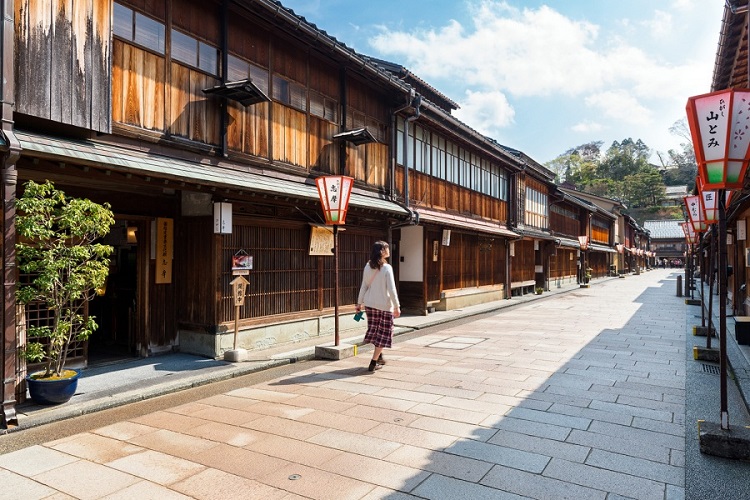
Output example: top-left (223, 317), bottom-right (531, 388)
top-left (453, 90), bottom-right (515, 135)
top-left (363, 0), bottom-right (723, 159)
top-left (585, 90), bottom-right (652, 125)
top-left (641, 10), bottom-right (673, 38)
top-left (572, 121), bottom-right (605, 133)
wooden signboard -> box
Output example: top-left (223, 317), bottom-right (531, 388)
top-left (309, 225), bottom-right (334, 256)
top-left (155, 218), bottom-right (174, 284)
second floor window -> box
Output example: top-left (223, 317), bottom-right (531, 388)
top-left (273, 75), bottom-right (306, 111)
top-left (171, 29), bottom-right (220, 76)
top-left (113, 3), bottom-right (165, 54)
top-left (525, 187), bottom-right (548, 228)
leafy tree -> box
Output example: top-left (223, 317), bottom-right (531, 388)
top-left (623, 166), bottom-right (665, 207)
top-left (546, 141), bottom-right (603, 186)
top-left (598, 138), bottom-right (651, 182)
top-left (16, 180), bottom-right (114, 378)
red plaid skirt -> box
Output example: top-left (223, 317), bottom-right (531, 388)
top-left (363, 307), bottom-right (394, 348)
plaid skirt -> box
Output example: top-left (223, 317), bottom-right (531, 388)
top-left (363, 306), bottom-right (394, 348)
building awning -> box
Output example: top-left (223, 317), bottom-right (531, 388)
top-left (202, 79), bottom-right (270, 107)
top-left (333, 128), bottom-right (377, 145)
top-left (515, 227), bottom-right (556, 241)
top-left (589, 243), bottom-right (616, 253)
top-left (15, 130), bottom-right (410, 217)
top-left (554, 237), bottom-right (581, 249)
top-left (416, 207), bottom-right (519, 238)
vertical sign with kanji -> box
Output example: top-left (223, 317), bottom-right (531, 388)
top-left (155, 217), bottom-right (173, 284)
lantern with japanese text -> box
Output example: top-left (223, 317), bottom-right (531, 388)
top-left (695, 175), bottom-right (734, 224)
top-left (315, 176), bottom-right (354, 225)
top-left (314, 175), bottom-right (354, 347)
top-left (683, 195), bottom-right (706, 232)
top-left (686, 89), bottom-right (750, 190)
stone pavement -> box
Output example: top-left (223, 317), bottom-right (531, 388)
top-left (0, 269), bottom-right (748, 499)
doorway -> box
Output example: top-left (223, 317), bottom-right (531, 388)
top-left (87, 219), bottom-right (139, 365)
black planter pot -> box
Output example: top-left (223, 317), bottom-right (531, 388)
top-left (26, 369), bottom-right (80, 405)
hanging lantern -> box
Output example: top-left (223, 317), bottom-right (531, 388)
top-left (683, 195), bottom-right (706, 232)
top-left (686, 89), bottom-right (750, 190)
top-left (578, 235), bottom-right (589, 250)
top-left (315, 175), bottom-right (354, 225)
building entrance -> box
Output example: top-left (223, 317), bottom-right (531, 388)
top-left (87, 220), bottom-right (139, 365)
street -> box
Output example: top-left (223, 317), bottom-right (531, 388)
top-left (1, 270), bottom-right (746, 499)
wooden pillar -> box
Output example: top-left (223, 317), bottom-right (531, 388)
top-left (1, 0), bottom-right (20, 429)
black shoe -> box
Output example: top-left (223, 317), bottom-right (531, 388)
top-left (368, 360), bottom-right (381, 372)
top-left (376, 353), bottom-right (386, 365)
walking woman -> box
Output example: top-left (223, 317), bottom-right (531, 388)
top-left (356, 240), bottom-right (401, 372)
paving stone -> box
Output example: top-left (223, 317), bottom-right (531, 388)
top-left (588, 400), bottom-right (674, 422)
top-left (411, 472), bottom-right (527, 500)
top-left (485, 415), bottom-right (573, 441)
top-left (586, 420), bottom-right (685, 451)
top-left (543, 458), bottom-right (666, 500)
top-left (504, 406), bottom-right (592, 430)
top-left (488, 428), bottom-right (590, 463)
top-left (481, 464), bottom-right (606, 500)
top-left (447, 439), bottom-right (551, 473)
top-left (585, 449), bottom-right (684, 486)
top-left (384, 444), bottom-right (493, 483)
top-left (548, 402), bottom-right (633, 426)
top-left (566, 429), bottom-right (671, 463)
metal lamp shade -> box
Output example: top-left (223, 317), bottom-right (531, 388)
top-left (315, 175), bottom-right (354, 225)
top-left (683, 195), bottom-right (706, 232)
top-left (686, 89), bottom-right (750, 190)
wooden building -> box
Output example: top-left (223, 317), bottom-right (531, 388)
top-left (707, 0), bottom-right (750, 315)
top-left (0, 0), bottom-right (617, 427)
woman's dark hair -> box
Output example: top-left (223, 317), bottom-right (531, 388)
top-left (369, 240), bottom-right (389, 269)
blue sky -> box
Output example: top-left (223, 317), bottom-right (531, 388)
top-left (280, 0), bottom-right (724, 165)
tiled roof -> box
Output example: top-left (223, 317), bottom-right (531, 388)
top-left (643, 220), bottom-right (684, 239)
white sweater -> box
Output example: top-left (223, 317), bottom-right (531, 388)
top-left (357, 263), bottom-right (400, 313)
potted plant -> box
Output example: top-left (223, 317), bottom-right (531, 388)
top-left (16, 180), bottom-right (114, 404)
top-left (535, 287), bottom-right (544, 295)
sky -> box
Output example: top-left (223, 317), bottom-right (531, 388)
top-left (279, 0), bottom-right (725, 166)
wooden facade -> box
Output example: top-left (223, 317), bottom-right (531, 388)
top-left (0, 0), bottom-right (619, 426)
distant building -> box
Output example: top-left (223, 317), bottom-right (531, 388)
top-left (664, 186), bottom-right (689, 206)
top-left (643, 220), bottom-right (686, 265)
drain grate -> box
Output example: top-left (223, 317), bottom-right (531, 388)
top-left (702, 363), bottom-right (721, 375)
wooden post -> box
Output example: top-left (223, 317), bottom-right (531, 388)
top-left (229, 275), bottom-right (249, 353)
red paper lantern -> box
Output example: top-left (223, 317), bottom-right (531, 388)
top-left (683, 195), bottom-right (706, 232)
top-left (315, 176), bottom-right (354, 225)
top-left (686, 89), bottom-right (750, 190)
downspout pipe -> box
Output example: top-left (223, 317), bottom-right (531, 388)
top-left (402, 93), bottom-right (421, 209)
top-left (0, 0), bottom-right (20, 429)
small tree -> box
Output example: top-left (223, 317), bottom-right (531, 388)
top-left (16, 180), bottom-right (114, 378)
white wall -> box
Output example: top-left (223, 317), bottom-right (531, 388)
top-left (399, 225), bottom-right (424, 281)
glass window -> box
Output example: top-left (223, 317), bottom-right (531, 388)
top-left (113, 3), bottom-right (164, 54)
top-left (525, 186), bottom-right (548, 228)
top-left (171, 30), bottom-right (195, 66)
top-left (199, 42), bottom-right (219, 75)
top-left (113, 3), bottom-right (133, 40)
top-left (171, 29), bottom-right (219, 76)
top-left (272, 75), bottom-right (307, 112)
top-left (135, 13), bottom-right (164, 53)
top-left (227, 55), bottom-right (269, 96)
